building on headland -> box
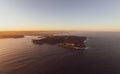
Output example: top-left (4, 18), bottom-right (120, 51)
top-left (57, 43), bottom-right (75, 47)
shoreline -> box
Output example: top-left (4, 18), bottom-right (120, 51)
top-left (32, 35), bottom-right (87, 49)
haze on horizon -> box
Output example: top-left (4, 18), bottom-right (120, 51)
top-left (0, 0), bottom-right (120, 31)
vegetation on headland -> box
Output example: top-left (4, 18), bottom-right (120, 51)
top-left (32, 36), bottom-right (87, 49)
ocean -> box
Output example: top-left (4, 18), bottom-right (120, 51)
top-left (0, 32), bottom-right (120, 74)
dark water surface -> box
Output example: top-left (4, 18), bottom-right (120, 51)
top-left (0, 32), bottom-right (120, 74)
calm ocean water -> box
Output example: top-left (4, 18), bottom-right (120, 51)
top-left (0, 32), bottom-right (120, 74)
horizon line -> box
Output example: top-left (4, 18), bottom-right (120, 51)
top-left (0, 30), bottom-right (120, 32)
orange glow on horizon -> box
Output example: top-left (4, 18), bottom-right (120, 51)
top-left (0, 24), bottom-right (120, 32)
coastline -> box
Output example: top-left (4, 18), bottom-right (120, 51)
top-left (32, 35), bottom-right (87, 49)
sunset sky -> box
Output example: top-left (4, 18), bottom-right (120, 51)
top-left (0, 0), bottom-right (120, 31)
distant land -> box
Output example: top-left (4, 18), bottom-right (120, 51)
top-left (0, 31), bottom-right (65, 39)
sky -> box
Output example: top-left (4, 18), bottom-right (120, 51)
top-left (0, 0), bottom-right (120, 31)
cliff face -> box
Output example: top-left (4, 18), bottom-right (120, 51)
top-left (32, 36), bottom-right (87, 49)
